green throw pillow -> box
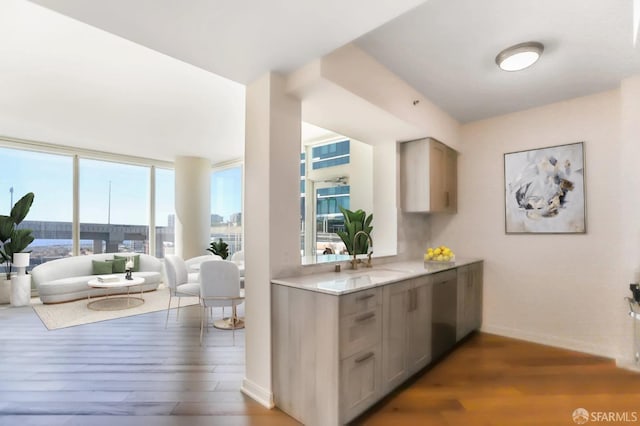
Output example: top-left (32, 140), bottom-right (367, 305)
top-left (107, 258), bottom-right (127, 273)
top-left (114, 254), bottom-right (140, 272)
top-left (92, 260), bottom-right (113, 275)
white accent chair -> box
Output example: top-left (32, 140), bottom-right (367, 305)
top-left (185, 254), bottom-right (221, 273)
top-left (199, 260), bottom-right (244, 345)
top-left (164, 255), bottom-right (200, 328)
top-left (230, 250), bottom-right (244, 262)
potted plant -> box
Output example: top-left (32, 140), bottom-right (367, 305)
top-left (336, 206), bottom-right (373, 255)
top-left (0, 192), bottom-right (35, 304)
top-left (207, 238), bottom-right (229, 260)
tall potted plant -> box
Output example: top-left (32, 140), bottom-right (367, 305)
top-left (336, 206), bottom-right (373, 255)
top-left (0, 192), bottom-right (35, 304)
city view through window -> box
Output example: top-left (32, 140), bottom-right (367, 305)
top-left (301, 139), bottom-right (350, 257)
top-left (0, 145), bottom-right (243, 273)
top-left (211, 166), bottom-right (243, 258)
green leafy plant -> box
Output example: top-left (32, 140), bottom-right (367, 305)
top-left (0, 192), bottom-right (35, 279)
top-left (207, 238), bottom-right (229, 260)
top-left (336, 206), bottom-right (373, 255)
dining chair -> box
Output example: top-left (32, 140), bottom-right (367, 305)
top-left (185, 254), bottom-right (221, 274)
top-left (164, 255), bottom-right (201, 328)
top-left (199, 259), bottom-right (244, 345)
top-left (230, 250), bottom-right (244, 262)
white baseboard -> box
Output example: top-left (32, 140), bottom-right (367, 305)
top-left (616, 357), bottom-right (640, 372)
top-left (481, 324), bottom-right (612, 359)
top-left (241, 378), bottom-right (274, 409)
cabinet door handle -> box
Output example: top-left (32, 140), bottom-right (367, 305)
top-left (355, 352), bottom-right (375, 364)
top-left (445, 191), bottom-right (450, 207)
top-left (356, 294), bottom-right (375, 302)
top-left (355, 312), bottom-right (376, 323)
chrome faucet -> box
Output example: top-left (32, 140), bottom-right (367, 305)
top-left (351, 230), bottom-right (373, 270)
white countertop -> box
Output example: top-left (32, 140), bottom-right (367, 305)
top-left (271, 258), bottom-right (483, 296)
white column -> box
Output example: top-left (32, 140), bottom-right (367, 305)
top-left (618, 76), bottom-right (640, 364)
top-left (242, 73), bottom-right (301, 407)
top-left (175, 156), bottom-right (211, 260)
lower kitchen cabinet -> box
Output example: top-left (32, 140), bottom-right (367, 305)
top-left (341, 344), bottom-right (383, 422)
top-left (456, 262), bottom-right (484, 341)
top-left (381, 276), bottom-right (432, 394)
top-left (271, 260), bottom-right (482, 426)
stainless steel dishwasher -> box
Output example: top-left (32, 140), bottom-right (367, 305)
top-left (431, 269), bottom-right (458, 360)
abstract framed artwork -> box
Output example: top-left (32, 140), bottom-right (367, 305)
top-left (504, 142), bottom-right (586, 234)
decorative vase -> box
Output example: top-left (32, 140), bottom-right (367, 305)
top-left (10, 275), bottom-right (30, 306)
top-left (0, 278), bottom-right (10, 304)
top-left (10, 252), bottom-right (31, 306)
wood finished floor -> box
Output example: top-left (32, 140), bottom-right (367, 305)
top-left (356, 333), bottom-right (640, 426)
top-left (2, 304), bottom-right (640, 426)
top-left (0, 302), bottom-right (299, 426)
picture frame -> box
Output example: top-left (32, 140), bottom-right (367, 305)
top-left (504, 142), bottom-right (586, 234)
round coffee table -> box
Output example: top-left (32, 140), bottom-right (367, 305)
top-left (87, 276), bottom-right (146, 311)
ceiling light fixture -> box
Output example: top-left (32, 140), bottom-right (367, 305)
top-left (495, 41), bottom-right (544, 72)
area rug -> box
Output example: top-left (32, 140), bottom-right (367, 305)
top-left (32, 287), bottom-right (199, 330)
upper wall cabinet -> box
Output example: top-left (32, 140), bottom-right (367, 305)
top-left (400, 137), bottom-right (457, 213)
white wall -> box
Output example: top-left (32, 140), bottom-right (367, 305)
top-left (430, 88), bottom-right (631, 359)
top-left (243, 72), bottom-right (301, 407)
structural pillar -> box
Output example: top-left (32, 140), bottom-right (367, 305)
top-left (619, 76), bottom-right (640, 364)
top-left (175, 156), bottom-right (211, 260)
top-left (242, 73), bottom-right (301, 407)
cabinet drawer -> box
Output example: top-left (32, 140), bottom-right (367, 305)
top-left (340, 288), bottom-right (380, 318)
top-left (340, 306), bottom-right (381, 359)
top-left (340, 344), bottom-right (382, 424)
top-left (432, 269), bottom-right (457, 285)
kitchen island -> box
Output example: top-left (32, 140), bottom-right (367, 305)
top-left (271, 258), bottom-right (483, 425)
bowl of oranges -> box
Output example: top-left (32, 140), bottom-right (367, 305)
top-left (424, 245), bottom-right (455, 264)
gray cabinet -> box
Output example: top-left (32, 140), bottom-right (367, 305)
top-left (341, 344), bottom-right (383, 422)
top-left (271, 261), bottom-right (482, 425)
top-left (381, 276), bottom-right (432, 393)
top-left (400, 137), bottom-right (457, 213)
top-left (339, 289), bottom-right (383, 421)
top-left (456, 262), bottom-right (484, 341)
top-left (272, 285), bottom-right (382, 425)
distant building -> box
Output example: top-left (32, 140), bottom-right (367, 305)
top-left (167, 214), bottom-right (175, 228)
top-left (230, 212), bottom-right (242, 225)
top-left (211, 214), bottom-right (224, 225)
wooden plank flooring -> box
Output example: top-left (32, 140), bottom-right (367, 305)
top-left (356, 333), bottom-right (640, 425)
top-left (0, 302), bottom-right (299, 426)
top-left (2, 303), bottom-right (640, 425)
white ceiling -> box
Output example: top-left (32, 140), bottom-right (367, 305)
top-left (6, 0), bottom-right (640, 163)
top-left (30, 0), bottom-right (427, 84)
top-left (9, 0), bottom-right (424, 162)
top-left (356, 0), bottom-right (640, 122)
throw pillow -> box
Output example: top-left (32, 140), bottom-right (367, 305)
top-left (114, 254), bottom-right (140, 272)
top-left (92, 260), bottom-right (113, 275)
top-left (107, 258), bottom-right (127, 273)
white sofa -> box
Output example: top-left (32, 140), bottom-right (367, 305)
top-left (32, 253), bottom-right (162, 304)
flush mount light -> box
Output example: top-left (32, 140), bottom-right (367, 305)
top-left (495, 41), bottom-right (544, 72)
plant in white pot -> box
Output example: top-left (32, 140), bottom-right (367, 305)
top-left (0, 192), bottom-right (35, 305)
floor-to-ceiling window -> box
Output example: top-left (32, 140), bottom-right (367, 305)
top-left (155, 167), bottom-right (175, 258)
top-left (210, 165), bottom-right (243, 258)
top-left (78, 159), bottom-right (150, 254)
top-left (0, 147), bottom-right (73, 272)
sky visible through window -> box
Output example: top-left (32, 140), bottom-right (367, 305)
top-left (0, 148), bottom-right (72, 221)
top-left (1, 146), bottom-right (241, 236)
top-left (211, 166), bottom-right (242, 221)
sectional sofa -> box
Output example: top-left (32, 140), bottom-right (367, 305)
top-left (32, 253), bottom-right (162, 304)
